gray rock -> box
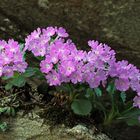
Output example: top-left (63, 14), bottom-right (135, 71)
top-left (38, 0), bottom-right (49, 9)
top-left (0, 111), bottom-right (110, 140)
top-left (66, 124), bottom-right (110, 140)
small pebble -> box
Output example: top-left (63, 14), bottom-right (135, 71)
top-left (9, 25), bottom-right (14, 30)
top-left (3, 18), bottom-right (10, 22)
top-left (0, 27), bottom-right (6, 31)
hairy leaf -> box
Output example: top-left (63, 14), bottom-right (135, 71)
top-left (71, 99), bottom-right (92, 115)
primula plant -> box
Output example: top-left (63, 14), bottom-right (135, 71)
top-left (0, 39), bottom-right (28, 89)
top-left (0, 26), bottom-right (140, 126)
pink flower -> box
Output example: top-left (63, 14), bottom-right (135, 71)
top-left (0, 66), bottom-right (3, 77)
top-left (13, 62), bottom-right (28, 72)
top-left (0, 39), bottom-right (27, 77)
top-left (57, 27), bottom-right (69, 37)
top-left (59, 60), bottom-right (75, 76)
top-left (46, 70), bottom-right (61, 86)
top-left (133, 96), bottom-right (140, 108)
top-left (43, 27), bottom-right (56, 37)
top-left (3, 66), bottom-right (14, 77)
top-left (40, 60), bottom-right (53, 74)
top-left (115, 78), bottom-right (130, 91)
top-left (5, 39), bottom-right (19, 53)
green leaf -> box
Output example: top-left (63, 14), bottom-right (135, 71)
top-left (5, 107), bottom-right (11, 116)
top-left (23, 67), bottom-right (36, 77)
top-left (56, 84), bottom-right (72, 93)
top-left (107, 81), bottom-right (116, 94)
top-left (71, 99), bottom-right (92, 116)
top-left (5, 83), bottom-right (13, 90)
top-left (122, 108), bottom-right (140, 126)
top-left (126, 117), bottom-right (140, 126)
top-left (36, 56), bottom-right (44, 61)
top-left (121, 108), bottom-right (140, 118)
top-left (0, 107), bottom-right (7, 114)
top-left (120, 92), bottom-right (126, 103)
top-left (33, 68), bottom-right (45, 80)
top-left (0, 122), bottom-right (8, 132)
top-left (13, 72), bottom-right (20, 78)
top-left (94, 88), bottom-right (102, 97)
top-left (4, 73), bottom-right (26, 90)
top-left (118, 108), bottom-right (140, 126)
top-left (85, 88), bottom-right (94, 98)
top-left (19, 43), bottom-right (24, 51)
top-left (11, 76), bottom-right (26, 87)
top-left (10, 107), bottom-right (16, 116)
top-left (1, 76), bottom-right (11, 80)
top-left (2, 107), bottom-right (16, 116)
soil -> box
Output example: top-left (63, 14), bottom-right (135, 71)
top-left (104, 123), bottom-right (140, 140)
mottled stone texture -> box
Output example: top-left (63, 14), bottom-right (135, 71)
top-left (0, 111), bottom-right (110, 140)
top-left (0, 0), bottom-right (140, 66)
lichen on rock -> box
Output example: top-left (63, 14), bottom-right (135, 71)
top-left (0, 110), bottom-right (110, 140)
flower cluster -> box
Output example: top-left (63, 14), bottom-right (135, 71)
top-left (25, 26), bottom-right (140, 109)
top-left (0, 39), bottom-right (27, 77)
top-left (24, 27), bottom-right (68, 57)
top-left (109, 60), bottom-right (140, 92)
top-left (38, 39), bottom-right (116, 87)
top-left (108, 60), bottom-right (140, 108)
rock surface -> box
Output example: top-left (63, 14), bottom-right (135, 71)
top-left (0, 0), bottom-right (139, 67)
top-left (0, 111), bottom-right (110, 140)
